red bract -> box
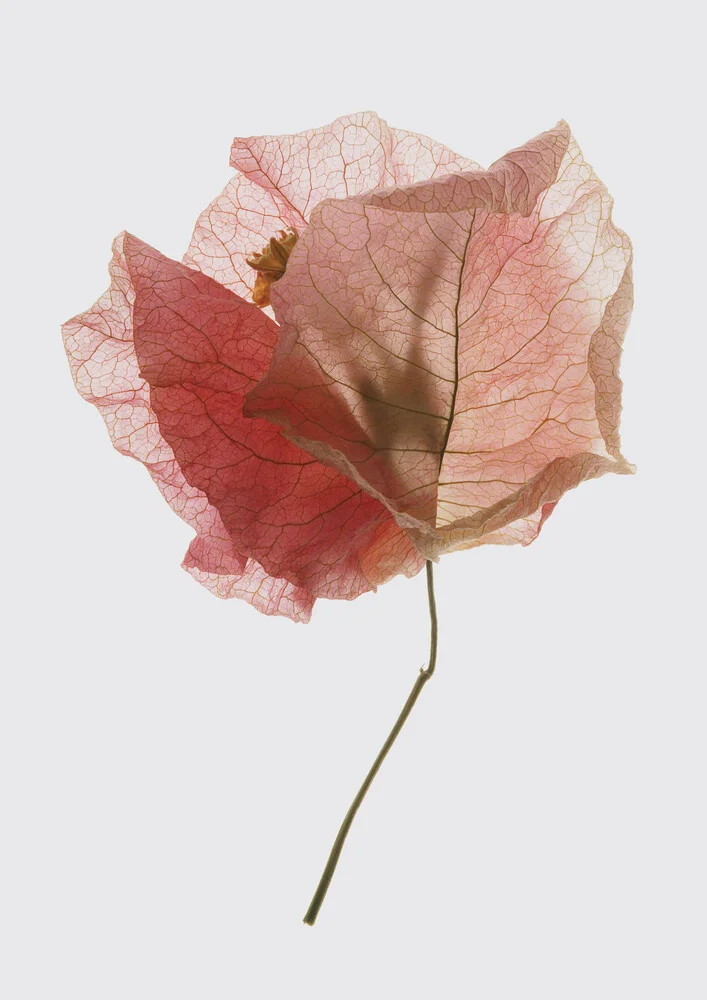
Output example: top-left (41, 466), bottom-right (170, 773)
top-left (247, 120), bottom-right (634, 558)
top-left (63, 233), bottom-right (424, 621)
top-left (63, 113), bottom-right (632, 620)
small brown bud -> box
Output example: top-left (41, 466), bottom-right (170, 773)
top-left (246, 228), bottom-right (298, 307)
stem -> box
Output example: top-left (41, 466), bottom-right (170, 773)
top-left (303, 560), bottom-right (438, 926)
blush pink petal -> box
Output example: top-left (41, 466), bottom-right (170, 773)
top-left (63, 235), bottom-right (423, 620)
top-left (184, 110), bottom-right (479, 299)
top-left (246, 122), bottom-right (634, 559)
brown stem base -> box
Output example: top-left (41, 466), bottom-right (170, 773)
top-left (303, 560), bottom-right (438, 926)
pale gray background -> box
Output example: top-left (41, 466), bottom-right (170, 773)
top-left (1, 0), bottom-right (704, 997)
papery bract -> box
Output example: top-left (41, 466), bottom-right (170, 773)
top-left (185, 110), bottom-right (479, 301)
top-left (247, 121), bottom-right (634, 557)
top-left (63, 233), bottom-right (423, 621)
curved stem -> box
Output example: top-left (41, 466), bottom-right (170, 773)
top-left (303, 560), bottom-right (438, 926)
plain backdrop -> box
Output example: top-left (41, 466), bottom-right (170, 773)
top-left (1, 1), bottom-right (704, 997)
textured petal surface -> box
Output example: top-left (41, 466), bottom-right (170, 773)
top-left (63, 235), bottom-right (423, 620)
top-left (62, 235), bottom-right (313, 620)
top-left (184, 111), bottom-right (478, 300)
top-left (247, 123), bottom-right (634, 559)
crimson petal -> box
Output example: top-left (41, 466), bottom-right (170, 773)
top-left (63, 234), bottom-right (423, 620)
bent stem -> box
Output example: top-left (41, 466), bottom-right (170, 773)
top-left (303, 560), bottom-right (438, 926)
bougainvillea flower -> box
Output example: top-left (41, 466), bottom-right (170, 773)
top-left (247, 119), bottom-right (634, 559)
top-left (63, 111), bottom-right (634, 926)
top-left (63, 112), bottom-right (632, 622)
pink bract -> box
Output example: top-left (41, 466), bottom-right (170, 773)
top-left (247, 119), bottom-right (634, 559)
top-left (63, 112), bottom-right (633, 619)
top-left (185, 110), bottom-right (480, 302)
